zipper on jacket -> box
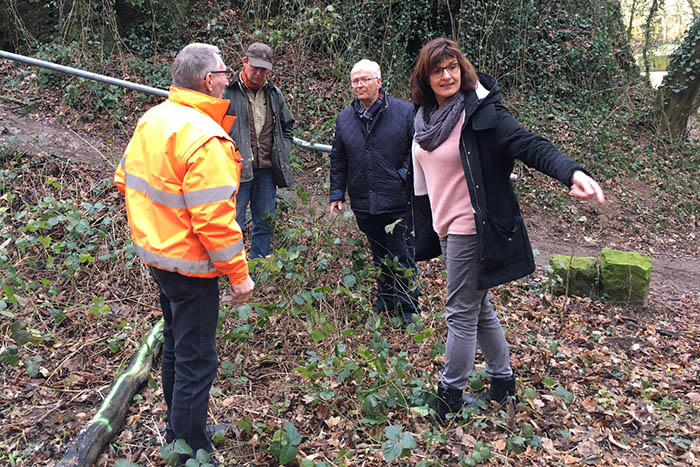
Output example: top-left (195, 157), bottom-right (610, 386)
top-left (460, 137), bottom-right (485, 262)
top-left (269, 86), bottom-right (280, 145)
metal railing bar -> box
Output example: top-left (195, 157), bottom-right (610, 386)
top-left (0, 49), bottom-right (331, 152)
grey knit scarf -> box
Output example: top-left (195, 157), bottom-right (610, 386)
top-left (414, 91), bottom-right (465, 151)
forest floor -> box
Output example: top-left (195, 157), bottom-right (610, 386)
top-left (1, 87), bottom-right (699, 466)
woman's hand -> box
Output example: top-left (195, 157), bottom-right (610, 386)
top-left (569, 170), bottom-right (605, 203)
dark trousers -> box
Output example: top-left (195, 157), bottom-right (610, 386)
top-left (355, 212), bottom-right (420, 316)
top-left (149, 266), bottom-right (219, 458)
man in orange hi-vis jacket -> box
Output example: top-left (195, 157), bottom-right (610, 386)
top-left (115, 43), bottom-right (254, 463)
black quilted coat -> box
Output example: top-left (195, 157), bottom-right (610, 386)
top-left (330, 95), bottom-right (414, 214)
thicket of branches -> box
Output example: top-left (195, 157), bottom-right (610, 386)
top-left (9, 0), bottom-right (698, 141)
top-left (3, 0), bottom-right (637, 100)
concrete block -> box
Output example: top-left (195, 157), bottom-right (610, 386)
top-left (600, 248), bottom-right (652, 307)
top-left (548, 254), bottom-right (598, 297)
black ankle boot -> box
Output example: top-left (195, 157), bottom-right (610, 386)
top-left (463, 375), bottom-right (517, 406)
top-left (432, 382), bottom-right (465, 420)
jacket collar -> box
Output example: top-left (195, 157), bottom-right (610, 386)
top-left (353, 93), bottom-right (389, 135)
top-left (353, 91), bottom-right (389, 113)
top-left (353, 88), bottom-right (387, 121)
top-left (168, 86), bottom-right (235, 132)
top-left (232, 72), bottom-right (270, 93)
top-left (464, 72), bottom-right (500, 120)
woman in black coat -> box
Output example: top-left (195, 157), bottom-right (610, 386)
top-left (408, 38), bottom-right (605, 420)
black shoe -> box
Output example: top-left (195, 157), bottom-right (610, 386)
top-left (371, 299), bottom-right (392, 314)
top-left (463, 375), bottom-right (517, 406)
top-left (206, 423), bottom-right (230, 441)
top-left (395, 303), bottom-right (420, 329)
top-left (164, 423), bottom-right (229, 444)
top-left (400, 312), bottom-right (419, 330)
top-left (430, 382), bottom-right (466, 421)
top-left (164, 421), bottom-right (174, 444)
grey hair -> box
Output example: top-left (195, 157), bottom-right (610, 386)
top-left (171, 43), bottom-right (222, 92)
top-left (351, 59), bottom-right (381, 79)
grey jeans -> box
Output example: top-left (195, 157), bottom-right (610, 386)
top-left (439, 234), bottom-right (513, 390)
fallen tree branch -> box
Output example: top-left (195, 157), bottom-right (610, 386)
top-left (57, 318), bottom-right (164, 467)
top-left (0, 95), bottom-right (30, 106)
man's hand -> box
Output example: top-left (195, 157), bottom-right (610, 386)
top-left (229, 276), bottom-right (254, 304)
top-left (330, 200), bottom-right (344, 215)
top-left (569, 170), bottom-right (605, 204)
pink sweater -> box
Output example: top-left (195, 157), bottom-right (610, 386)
top-left (413, 112), bottom-right (476, 238)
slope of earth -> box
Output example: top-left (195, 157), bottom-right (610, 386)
top-left (0, 101), bottom-right (120, 168)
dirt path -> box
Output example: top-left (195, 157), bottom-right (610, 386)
top-left (0, 101), bottom-right (121, 169)
top-left (2, 100), bottom-right (699, 306)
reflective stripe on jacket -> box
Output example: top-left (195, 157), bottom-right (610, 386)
top-left (115, 86), bottom-right (249, 285)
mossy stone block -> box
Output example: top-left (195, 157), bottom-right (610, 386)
top-left (599, 248), bottom-right (651, 306)
top-left (548, 254), bottom-right (598, 297)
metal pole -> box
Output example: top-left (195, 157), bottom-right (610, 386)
top-left (291, 137), bottom-right (331, 152)
top-left (0, 50), bottom-right (169, 98)
top-left (0, 49), bottom-right (332, 152)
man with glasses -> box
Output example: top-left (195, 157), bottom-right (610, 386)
top-left (329, 59), bottom-right (420, 327)
top-left (115, 43), bottom-right (253, 464)
top-left (223, 43), bottom-right (295, 266)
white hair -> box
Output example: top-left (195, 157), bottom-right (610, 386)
top-left (172, 43), bottom-right (222, 92)
top-left (351, 59), bottom-right (381, 79)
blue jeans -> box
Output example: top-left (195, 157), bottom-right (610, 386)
top-left (149, 266), bottom-right (219, 459)
top-left (355, 212), bottom-right (420, 317)
top-left (236, 168), bottom-right (277, 259)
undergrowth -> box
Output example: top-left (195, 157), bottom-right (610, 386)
top-left (509, 85), bottom-right (700, 227)
top-left (1, 148), bottom-right (698, 465)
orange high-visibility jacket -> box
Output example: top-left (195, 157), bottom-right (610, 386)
top-left (115, 86), bottom-right (249, 285)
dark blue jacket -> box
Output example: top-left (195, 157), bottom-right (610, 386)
top-left (410, 73), bottom-right (587, 289)
top-left (330, 94), bottom-right (413, 214)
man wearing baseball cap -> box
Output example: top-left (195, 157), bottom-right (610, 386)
top-left (223, 43), bottom-right (295, 266)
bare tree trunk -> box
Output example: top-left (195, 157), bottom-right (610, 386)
top-left (657, 16), bottom-right (700, 139)
top-left (57, 319), bottom-right (164, 467)
top-left (688, 0), bottom-right (697, 18)
top-left (627, 0), bottom-right (640, 39)
top-left (642, 0), bottom-right (663, 78)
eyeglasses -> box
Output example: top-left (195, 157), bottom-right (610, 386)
top-left (209, 69), bottom-right (235, 75)
top-left (430, 62), bottom-right (460, 78)
top-left (351, 77), bottom-right (378, 87)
